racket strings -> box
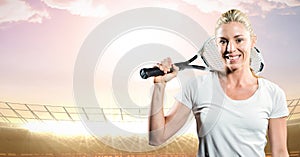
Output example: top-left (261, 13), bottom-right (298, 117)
top-left (250, 47), bottom-right (264, 74)
top-left (201, 38), bottom-right (225, 72)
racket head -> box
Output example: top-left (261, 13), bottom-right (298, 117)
top-left (250, 47), bottom-right (264, 74)
top-left (199, 37), bottom-right (225, 72)
top-left (199, 36), bottom-right (264, 74)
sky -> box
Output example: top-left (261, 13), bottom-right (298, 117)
top-left (0, 0), bottom-right (300, 107)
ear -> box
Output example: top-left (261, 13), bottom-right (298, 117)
top-left (251, 35), bottom-right (257, 48)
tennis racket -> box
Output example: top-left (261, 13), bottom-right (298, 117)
top-left (140, 37), bottom-right (264, 79)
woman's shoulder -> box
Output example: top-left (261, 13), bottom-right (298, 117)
top-left (186, 72), bottom-right (213, 84)
top-left (259, 77), bottom-right (285, 94)
top-left (183, 72), bottom-right (214, 88)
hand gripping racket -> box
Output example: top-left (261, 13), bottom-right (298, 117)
top-left (140, 37), bottom-right (264, 79)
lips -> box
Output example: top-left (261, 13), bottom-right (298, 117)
top-left (224, 54), bottom-right (242, 62)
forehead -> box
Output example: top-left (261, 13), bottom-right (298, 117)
top-left (215, 22), bottom-right (250, 38)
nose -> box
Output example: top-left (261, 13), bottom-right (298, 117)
top-left (226, 41), bottom-right (236, 53)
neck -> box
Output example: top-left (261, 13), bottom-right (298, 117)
top-left (219, 68), bottom-right (257, 87)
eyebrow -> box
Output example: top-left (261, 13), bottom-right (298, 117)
top-left (217, 37), bottom-right (227, 40)
top-left (234, 35), bottom-right (244, 38)
top-left (217, 35), bottom-right (244, 40)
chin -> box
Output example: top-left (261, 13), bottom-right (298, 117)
top-left (226, 65), bottom-right (241, 73)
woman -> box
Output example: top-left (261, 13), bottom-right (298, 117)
top-left (148, 9), bottom-right (289, 157)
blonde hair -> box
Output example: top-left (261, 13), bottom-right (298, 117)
top-left (215, 9), bottom-right (255, 36)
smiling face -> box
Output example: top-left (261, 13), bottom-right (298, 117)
top-left (215, 21), bottom-right (256, 73)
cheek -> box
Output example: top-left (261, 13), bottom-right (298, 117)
top-left (217, 45), bottom-right (226, 56)
top-left (240, 47), bottom-right (252, 63)
top-left (238, 44), bottom-right (251, 56)
top-left (244, 40), bottom-right (253, 51)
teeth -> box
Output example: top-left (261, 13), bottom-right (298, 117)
top-left (229, 56), bottom-right (239, 60)
top-left (225, 54), bottom-right (240, 60)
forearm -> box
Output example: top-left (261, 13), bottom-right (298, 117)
top-left (149, 82), bottom-right (167, 145)
top-left (148, 58), bottom-right (180, 145)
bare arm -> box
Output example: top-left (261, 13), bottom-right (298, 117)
top-left (148, 58), bottom-right (191, 146)
top-left (268, 117), bottom-right (289, 157)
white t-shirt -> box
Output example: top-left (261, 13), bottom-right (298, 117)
top-left (175, 72), bottom-right (289, 157)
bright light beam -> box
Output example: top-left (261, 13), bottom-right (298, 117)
top-left (22, 121), bottom-right (91, 136)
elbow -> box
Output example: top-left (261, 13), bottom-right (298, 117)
top-left (148, 132), bottom-right (167, 146)
top-left (271, 146), bottom-right (289, 157)
top-left (271, 149), bottom-right (289, 157)
top-left (149, 140), bottom-right (162, 146)
top-left (149, 139), bottom-right (165, 146)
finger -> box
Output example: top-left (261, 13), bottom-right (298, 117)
top-left (161, 58), bottom-right (172, 73)
top-left (172, 64), bottom-right (179, 72)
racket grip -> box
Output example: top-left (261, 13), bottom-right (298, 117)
top-left (140, 67), bottom-right (169, 79)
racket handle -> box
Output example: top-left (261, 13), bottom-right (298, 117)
top-left (140, 67), bottom-right (170, 79)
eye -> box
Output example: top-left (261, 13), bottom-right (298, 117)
top-left (236, 38), bottom-right (244, 43)
top-left (219, 39), bottom-right (228, 45)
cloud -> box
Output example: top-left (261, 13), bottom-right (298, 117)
top-left (271, 0), bottom-right (300, 7)
top-left (182, 0), bottom-right (242, 13)
top-left (0, 0), bottom-right (109, 24)
top-left (182, 0), bottom-right (300, 15)
top-left (41, 0), bottom-right (109, 17)
top-left (0, 0), bottom-right (49, 24)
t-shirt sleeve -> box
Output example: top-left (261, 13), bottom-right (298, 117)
top-left (174, 76), bottom-right (206, 109)
top-left (174, 79), bottom-right (194, 109)
top-left (269, 86), bottom-right (289, 119)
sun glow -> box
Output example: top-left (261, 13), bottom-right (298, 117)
top-left (22, 121), bottom-right (91, 136)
